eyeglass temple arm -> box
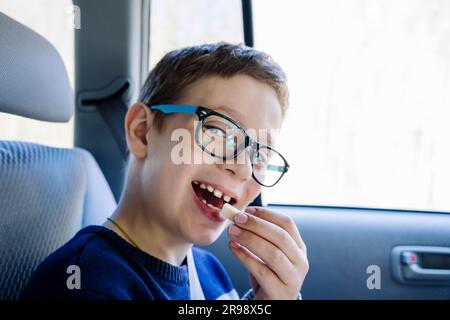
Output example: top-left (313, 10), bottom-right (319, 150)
top-left (150, 104), bottom-right (198, 115)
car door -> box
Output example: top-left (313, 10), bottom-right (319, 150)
top-left (207, 206), bottom-right (450, 299)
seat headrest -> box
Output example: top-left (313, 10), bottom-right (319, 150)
top-left (0, 12), bottom-right (73, 122)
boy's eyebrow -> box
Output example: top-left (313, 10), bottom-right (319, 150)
top-left (214, 105), bottom-right (246, 123)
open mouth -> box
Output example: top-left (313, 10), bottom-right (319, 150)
top-left (191, 181), bottom-right (237, 212)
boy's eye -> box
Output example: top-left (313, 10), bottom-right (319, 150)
top-left (204, 125), bottom-right (226, 137)
top-left (203, 126), bottom-right (238, 151)
top-left (253, 150), bottom-right (268, 164)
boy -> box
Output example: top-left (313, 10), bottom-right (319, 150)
top-left (22, 43), bottom-right (308, 300)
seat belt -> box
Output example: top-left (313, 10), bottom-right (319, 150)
top-left (187, 249), bottom-right (205, 300)
top-left (88, 83), bottom-right (130, 159)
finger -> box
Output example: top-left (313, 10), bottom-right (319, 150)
top-left (234, 210), bottom-right (302, 265)
top-left (228, 225), bottom-right (297, 285)
top-left (246, 207), bottom-right (306, 252)
top-left (228, 240), bottom-right (283, 294)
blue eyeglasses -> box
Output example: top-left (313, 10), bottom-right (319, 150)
top-left (149, 104), bottom-right (289, 187)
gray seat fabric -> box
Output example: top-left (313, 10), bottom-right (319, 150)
top-left (0, 141), bottom-right (116, 299)
top-left (0, 12), bottom-right (117, 299)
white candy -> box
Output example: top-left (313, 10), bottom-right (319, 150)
top-left (220, 203), bottom-right (241, 222)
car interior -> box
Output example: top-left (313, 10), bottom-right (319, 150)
top-left (1, 0), bottom-right (449, 300)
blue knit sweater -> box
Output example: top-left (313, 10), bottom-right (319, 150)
top-left (21, 225), bottom-right (239, 300)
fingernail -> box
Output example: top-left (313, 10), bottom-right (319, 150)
top-left (246, 207), bottom-right (256, 214)
top-left (230, 241), bottom-right (240, 249)
top-left (235, 212), bottom-right (248, 224)
top-left (229, 225), bottom-right (241, 236)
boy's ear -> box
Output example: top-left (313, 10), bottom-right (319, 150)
top-left (125, 102), bottom-right (154, 158)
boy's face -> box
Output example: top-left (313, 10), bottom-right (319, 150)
top-left (128, 74), bottom-right (283, 245)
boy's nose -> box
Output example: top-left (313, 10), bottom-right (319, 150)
top-left (216, 149), bottom-right (253, 182)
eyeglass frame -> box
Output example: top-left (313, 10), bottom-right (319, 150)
top-left (149, 104), bottom-right (290, 187)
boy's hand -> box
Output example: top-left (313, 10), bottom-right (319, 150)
top-left (228, 206), bottom-right (308, 300)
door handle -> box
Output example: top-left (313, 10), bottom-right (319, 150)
top-left (404, 260), bottom-right (450, 281)
top-left (391, 246), bottom-right (450, 285)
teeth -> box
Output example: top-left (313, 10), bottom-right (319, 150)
top-left (196, 182), bottom-right (235, 205)
top-left (202, 199), bottom-right (207, 204)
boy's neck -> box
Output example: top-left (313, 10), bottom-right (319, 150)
top-left (105, 200), bottom-right (192, 267)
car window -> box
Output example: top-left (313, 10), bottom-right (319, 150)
top-left (0, 0), bottom-right (75, 148)
top-left (149, 0), bottom-right (244, 69)
top-left (253, 0), bottom-right (450, 212)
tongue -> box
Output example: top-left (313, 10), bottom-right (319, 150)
top-left (194, 184), bottom-right (224, 208)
